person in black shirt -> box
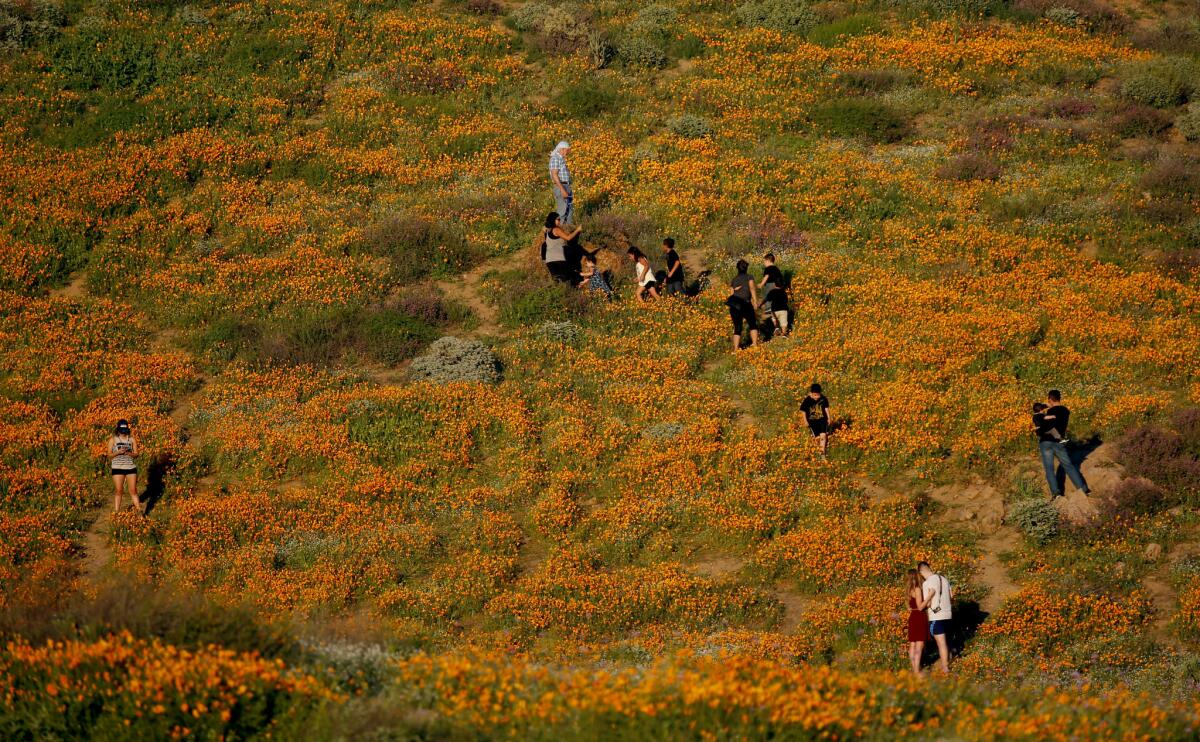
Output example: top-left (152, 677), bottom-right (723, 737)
top-left (726, 259), bottom-right (759, 352)
top-left (757, 253), bottom-right (789, 337)
top-left (662, 238), bottom-right (685, 296)
top-left (800, 383), bottom-right (831, 457)
top-left (1036, 390), bottom-right (1091, 498)
top-left (759, 253), bottom-right (784, 294)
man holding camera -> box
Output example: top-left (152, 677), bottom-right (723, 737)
top-left (919, 561), bottom-right (953, 674)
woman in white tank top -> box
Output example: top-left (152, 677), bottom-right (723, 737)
top-left (626, 246), bottom-right (659, 302)
top-left (108, 419), bottom-right (142, 513)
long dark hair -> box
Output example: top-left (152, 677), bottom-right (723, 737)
top-left (627, 247), bottom-right (645, 261)
top-left (544, 212), bottom-right (560, 230)
top-left (906, 569), bottom-right (921, 595)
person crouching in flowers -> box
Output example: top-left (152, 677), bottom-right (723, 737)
top-left (627, 247), bottom-right (659, 302)
top-left (108, 419), bottom-right (141, 514)
top-left (578, 253), bottom-right (612, 297)
top-left (906, 568), bottom-right (930, 676)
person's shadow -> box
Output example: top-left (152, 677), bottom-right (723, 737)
top-left (921, 599), bottom-right (987, 669)
top-left (141, 453), bottom-right (174, 516)
top-left (1055, 434), bottom-right (1103, 493)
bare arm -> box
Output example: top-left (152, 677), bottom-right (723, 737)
top-left (130, 437), bottom-right (139, 457)
top-left (749, 282), bottom-right (759, 307)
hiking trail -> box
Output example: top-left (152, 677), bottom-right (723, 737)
top-left (434, 249), bottom-right (530, 338)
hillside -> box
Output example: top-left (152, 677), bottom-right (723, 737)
top-left (2, 0), bottom-right (1200, 737)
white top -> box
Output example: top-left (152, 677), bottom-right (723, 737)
top-left (923, 573), bottom-right (952, 621)
top-left (109, 435), bottom-right (136, 470)
top-left (636, 260), bottom-right (655, 286)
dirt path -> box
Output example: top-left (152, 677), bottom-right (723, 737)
top-left (928, 478), bottom-right (1022, 614)
top-left (80, 509), bottom-right (114, 586)
top-left (434, 250), bottom-right (530, 337)
top-left (49, 271), bottom-right (87, 300)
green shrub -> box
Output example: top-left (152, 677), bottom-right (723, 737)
top-left (1044, 6), bottom-right (1080, 25)
top-left (808, 14), bottom-right (881, 47)
top-left (0, 0), bottom-right (65, 51)
top-left (667, 114), bottom-right (714, 138)
top-left (629, 4), bottom-right (679, 40)
top-left (903, 0), bottom-right (992, 16)
top-left (1119, 58), bottom-right (1199, 109)
top-left (1009, 497), bottom-right (1059, 544)
top-left (810, 98), bottom-right (910, 142)
top-left (836, 68), bottom-right (910, 94)
top-left (553, 78), bottom-right (618, 118)
top-left (1176, 103), bottom-right (1200, 141)
top-left (359, 308), bottom-right (438, 366)
top-left (617, 34), bottom-right (668, 69)
top-left (587, 31), bottom-right (615, 69)
top-left (537, 320), bottom-right (581, 345)
top-left (936, 152), bottom-right (1001, 181)
top-left (408, 337), bottom-right (500, 385)
top-left (53, 26), bottom-right (175, 95)
top-left (361, 212), bottom-right (478, 283)
top-left (736, 0), bottom-right (818, 34)
top-left (509, 1), bottom-right (549, 32)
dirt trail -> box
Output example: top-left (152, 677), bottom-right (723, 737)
top-left (434, 250), bottom-right (531, 338)
top-left (80, 510), bottom-right (114, 587)
top-left (928, 478), bottom-right (1022, 614)
top-left (49, 271), bottom-right (87, 300)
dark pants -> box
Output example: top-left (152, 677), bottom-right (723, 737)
top-left (1039, 440), bottom-right (1088, 496)
top-left (664, 280), bottom-right (684, 296)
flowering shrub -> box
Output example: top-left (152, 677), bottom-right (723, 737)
top-left (407, 337), bottom-right (501, 385)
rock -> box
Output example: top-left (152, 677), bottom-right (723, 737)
top-left (1145, 543), bottom-right (1164, 562)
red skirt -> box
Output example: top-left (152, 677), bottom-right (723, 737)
top-left (907, 609), bottom-right (929, 642)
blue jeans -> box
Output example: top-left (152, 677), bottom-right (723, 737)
top-left (1039, 440), bottom-right (1088, 496)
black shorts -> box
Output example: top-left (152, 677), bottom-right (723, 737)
top-left (727, 297), bottom-right (756, 335)
top-left (112, 468), bottom-right (137, 476)
top-left (807, 419), bottom-right (828, 437)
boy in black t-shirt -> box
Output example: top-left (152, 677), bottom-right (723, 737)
top-left (759, 253), bottom-right (789, 336)
top-left (663, 238), bottom-right (685, 296)
top-left (1036, 390), bottom-right (1091, 498)
top-left (800, 383), bottom-right (831, 457)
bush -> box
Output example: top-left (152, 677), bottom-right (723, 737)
top-left (1139, 155), bottom-right (1200, 198)
top-left (359, 308), bottom-right (438, 366)
top-left (1119, 426), bottom-right (1183, 479)
top-left (936, 152), bottom-right (1001, 181)
top-left (1009, 497), bottom-right (1060, 544)
top-left (616, 34), bottom-right (668, 69)
top-left (553, 78), bottom-right (618, 118)
top-left (1119, 58), bottom-right (1199, 109)
top-left (629, 4), bottom-right (679, 40)
top-left (361, 212), bottom-right (477, 283)
top-left (1107, 102), bottom-right (1173, 138)
top-left (53, 25), bottom-right (173, 95)
top-left (1173, 408), bottom-right (1200, 452)
top-left (587, 32), bottom-right (615, 69)
top-left (1099, 477), bottom-right (1166, 521)
top-left (836, 68), bottom-right (909, 94)
top-left (1131, 18), bottom-right (1200, 55)
top-left (667, 114), bottom-right (714, 139)
top-left (1176, 103), bottom-right (1200, 142)
top-left (407, 337), bottom-right (500, 385)
top-left (736, 0), bottom-right (818, 34)
top-left (0, 0), bottom-right (65, 51)
top-left (917, 0), bottom-right (992, 17)
top-left (465, 0), bottom-right (503, 15)
top-left (1012, 0), bottom-right (1126, 32)
top-left (509, 2), bottom-right (550, 32)
top-left (537, 320), bottom-right (581, 345)
top-left (809, 98), bottom-right (910, 142)
top-left (1043, 97), bottom-right (1096, 119)
top-left (586, 209), bottom-right (656, 253)
top-left (1044, 6), bottom-right (1080, 25)
top-left (535, 4), bottom-right (589, 54)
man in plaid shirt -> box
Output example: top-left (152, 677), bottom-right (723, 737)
top-left (549, 141), bottom-right (574, 224)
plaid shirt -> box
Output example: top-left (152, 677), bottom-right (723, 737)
top-left (549, 151), bottom-right (571, 184)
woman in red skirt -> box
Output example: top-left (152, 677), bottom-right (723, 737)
top-left (906, 568), bottom-right (929, 676)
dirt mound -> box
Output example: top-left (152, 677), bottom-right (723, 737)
top-left (929, 478), bottom-right (1004, 530)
